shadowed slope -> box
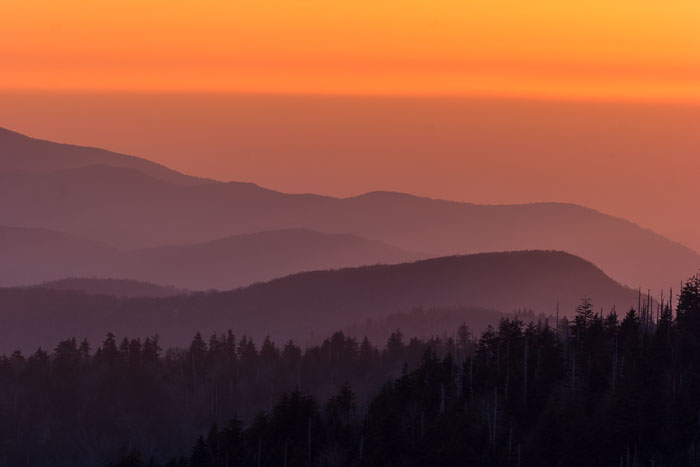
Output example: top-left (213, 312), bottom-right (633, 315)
top-left (0, 251), bottom-right (639, 353)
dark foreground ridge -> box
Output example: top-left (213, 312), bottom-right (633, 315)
top-left (0, 250), bottom-right (639, 353)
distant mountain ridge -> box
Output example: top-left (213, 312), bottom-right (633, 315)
top-left (1, 164), bottom-right (696, 291)
top-left (0, 225), bottom-right (420, 289)
top-left (1, 127), bottom-right (697, 292)
top-left (0, 126), bottom-right (212, 185)
top-left (0, 250), bottom-right (639, 353)
top-left (0, 224), bottom-right (117, 286)
top-left (125, 228), bottom-right (420, 290)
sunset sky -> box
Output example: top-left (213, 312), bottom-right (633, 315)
top-left (2, 0), bottom-right (699, 100)
top-left (1, 1), bottom-right (698, 252)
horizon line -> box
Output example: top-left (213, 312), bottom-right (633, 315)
top-left (2, 88), bottom-right (700, 106)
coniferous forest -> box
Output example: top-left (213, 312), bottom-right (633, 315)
top-left (0, 275), bottom-right (697, 467)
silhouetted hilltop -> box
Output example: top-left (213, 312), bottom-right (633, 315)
top-left (0, 225), bottom-right (420, 289)
top-left (35, 278), bottom-right (185, 298)
top-left (0, 250), bottom-right (639, 353)
top-left (0, 126), bottom-right (210, 185)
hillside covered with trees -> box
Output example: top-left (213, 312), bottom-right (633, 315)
top-left (0, 250), bottom-right (638, 353)
top-left (1, 276), bottom-right (698, 466)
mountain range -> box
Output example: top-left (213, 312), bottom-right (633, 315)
top-left (0, 126), bottom-right (697, 293)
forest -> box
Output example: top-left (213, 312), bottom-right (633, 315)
top-left (1, 275), bottom-right (699, 466)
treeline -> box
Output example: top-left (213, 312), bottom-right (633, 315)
top-left (344, 306), bottom-right (548, 347)
top-left (110, 276), bottom-right (700, 467)
top-left (0, 321), bottom-right (467, 467)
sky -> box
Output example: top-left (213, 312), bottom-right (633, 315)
top-left (2, 0), bottom-right (699, 99)
top-left (0, 1), bottom-right (698, 251)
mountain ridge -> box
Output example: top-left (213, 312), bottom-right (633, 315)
top-left (0, 250), bottom-right (640, 353)
top-left (0, 225), bottom-right (421, 289)
top-left (0, 126), bottom-right (214, 186)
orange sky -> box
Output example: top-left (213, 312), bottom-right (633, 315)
top-left (1, 3), bottom-right (698, 252)
top-left (1, 93), bottom-right (698, 253)
top-left (2, 0), bottom-right (699, 100)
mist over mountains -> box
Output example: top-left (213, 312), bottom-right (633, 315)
top-left (0, 126), bottom-right (697, 293)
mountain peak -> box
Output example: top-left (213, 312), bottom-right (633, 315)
top-left (0, 125), bottom-right (214, 186)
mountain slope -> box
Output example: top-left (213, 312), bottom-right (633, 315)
top-left (126, 229), bottom-right (420, 290)
top-left (0, 126), bottom-right (210, 185)
top-left (0, 251), bottom-right (640, 353)
top-left (0, 225), bottom-right (419, 289)
top-left (0, 163), bottom-right (696, 291)
top-left (0, 225), bottom-right (117, 286)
